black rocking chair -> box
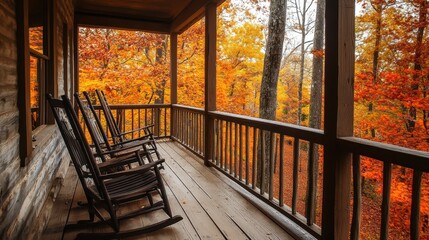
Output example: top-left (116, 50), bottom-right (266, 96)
top-left (75, 92), bottom-right (158, 167)
top-left (47, 94), bottom-right (182, 240)
top-left (93, 90), bottom-right (162, 161)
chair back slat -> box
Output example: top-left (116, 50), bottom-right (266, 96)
top-left (75, 92), bottom-right (112, 160)
top-left (95, 90), bottom-right (123, 144)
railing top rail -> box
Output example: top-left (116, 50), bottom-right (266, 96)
top-left (172, 104), bottom-right (205, 113)
top-left (93, 103), bottom-right (171, 110)
top-left (208, 111), bottom-right (325, 144)
top-left (339, 137), bottom-right (429, 172)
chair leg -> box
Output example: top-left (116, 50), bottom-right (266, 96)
top-left (154, 168), bottom-right (172, 217)
top-left (148, 193), bottom-right (154, 206)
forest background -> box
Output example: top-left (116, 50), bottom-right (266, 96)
top-left (75, 0), bottom-right (429, 238)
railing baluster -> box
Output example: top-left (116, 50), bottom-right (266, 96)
top-left (239, 124), bottom-right (243, 181)
top-left (144, 109), bottom-right (148, 127)
top-left (411, 170), bottom-right (422, 240)
top-left (260, 130), bottom-right (266, 195)
top-left (245, 125), bottom-right (250, 185)
top-left (306, 142), bottom-right (315, 225)
top-left (175, 108), bottom-right (178, 140)
top-left (196, 112), bottom-right (199, 151)
top-left (213, 119), bottom-right (217, 164)
top-left (252, 127), bottom-right (257, 190)
top-left (180, 109), bottom-right (183, 142)
top-left (196, 113), bottom-right (199, 152)
top-left (193, 112), bottom-right (196, 150)
top-left (292, 137), bottom-right (299, 215)
top-left (279, 135), bottom-right (284, 207)
top-left (138, 109), bottom-right (141, 138)
top-left (152, 107), bottom-right (154, 127)
top-left (269, 132), bottom-right (274, 201)
top-left (164, 107), bottom-right (167, 137)
top-left (229, 121), bottom-right (233, 174)
top-left (184, 111), bottom-right (187, 145)
top-left (235, 123), bottom-right (238, 178)
top-left (220, 120), bottom-right (224, 169)
top-left (351, 154), bottom-right (361, 240)
top-left (186, 111), bottom-right (192, 147)
top-left (380, 161), bottom-right (392, 240)
top-left (200, 114), bottom-right (203, 154)
top-left (122, 109), bottom-right (126, 133)
top-left (190, 111), bottom-right (193, 147)
top-left (226, 121), bottom-right (230, 171)
top-left (131, 109), bottom-right (134, 138)
top-left (195, 113), bottom-right (198, 151)
top-left (190, 112), bottom-right (194, 149)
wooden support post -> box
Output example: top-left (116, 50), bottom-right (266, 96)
top-left (47, 0), bottom-right (58, 124)
top-left (170, 33), bottom-right (178, 138)
top-left (321, 0), bottom-right (355, 238)
top-left (17, 0), bottom-right (32, 165)
top-left (73, 18), bottom-right (79, 108)
top-left (204, 3), bottom-right (217, 166)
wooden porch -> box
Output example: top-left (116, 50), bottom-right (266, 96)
top-left (42, 140), bottom-right (307, 240)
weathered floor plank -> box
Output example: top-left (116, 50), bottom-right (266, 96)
top-left (41, 166), bottom-right (78, 239)
top-left (160, 141), bottom-right (294, 240)
top-left (43, 140), bottom-right (294, 240)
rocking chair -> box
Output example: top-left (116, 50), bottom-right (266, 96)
top-left (93, 90), bottom-right (162, 161)
top-left (75, 92), bottom-right (157, 167)
top-left (47, 94), bottom-right (182, 240)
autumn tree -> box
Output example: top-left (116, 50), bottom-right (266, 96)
top-left (307, 0), bottom-right (325, 222)
top-left (257, 0), bottom-right (287, 192)
top-left (288, 0), bottom-right (315, 126)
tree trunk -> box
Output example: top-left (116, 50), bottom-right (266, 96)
top-left (307, 0), bottom-right (325, 222)
top-left (407, 0), bottom-right (427, 132)
top-left (369, 3), bottom-right (383, 138)
top-left (372, 7), bottom-right (382, 83)
top-left (297, 0), bottom-right (308, 127)
top-left (257, 0), bottom-right (286, 193)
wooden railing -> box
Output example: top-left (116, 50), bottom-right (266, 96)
top-left (79, 102), bottom-right (429, 239)
top-left (340, 137), bottom-right (429, 240)
top-left (208, 111), bottom-right (324, 238)
top-left (82, 104), bottom-right (171, 139)
top-left (171, 104), bottom-right (205, 158)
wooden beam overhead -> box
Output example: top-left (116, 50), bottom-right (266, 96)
top-left (171, 0), bottom-right (226, 33)
top-left (76, 13), bottom-right (170, 33)
top-left (171, 0), bottom-right (208, 33)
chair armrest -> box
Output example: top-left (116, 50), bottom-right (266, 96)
top-left (94, 140), bottom-right (149, 156)
top-left (100, 159), bottom-right (165, 179)
top-left (98, 152), bottom-right (140, 171)
top-left (116, 134), bottom-right (154, 146)
top-left (118, 124), bottom-right (154, 136)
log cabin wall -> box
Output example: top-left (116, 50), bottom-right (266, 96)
top-left (0, 0), bottom-right (74, 239)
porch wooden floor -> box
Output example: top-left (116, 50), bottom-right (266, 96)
top-left (42, 140), bottom-right (295, 240)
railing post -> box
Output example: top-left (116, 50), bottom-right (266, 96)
top-left (322, 0), bottom-right (355, 238)
top-left (170, 33), bottom-right (178, 138)
top-left (204, 2), bottom-right (217, 167)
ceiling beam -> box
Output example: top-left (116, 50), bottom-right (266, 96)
top-left (76, 12), bottom-right (170, 34)
top-left (171, 0), bottom-right (225, 34)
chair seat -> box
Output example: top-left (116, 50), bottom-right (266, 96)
top-left (90, 170), bottom-right (159, 204)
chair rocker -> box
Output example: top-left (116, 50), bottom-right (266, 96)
top-left (47, 94), bottom-right (182, 240)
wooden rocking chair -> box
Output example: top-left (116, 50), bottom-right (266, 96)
top-left (94, 90), bottom-right (162, 161)
top-left (75, 92), bottom-right (157, 167)
top-left (47, 94), bottom-right (182, 240)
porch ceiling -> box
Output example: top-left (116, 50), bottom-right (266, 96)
top-left (75, 0), bottom-right (221, 34)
